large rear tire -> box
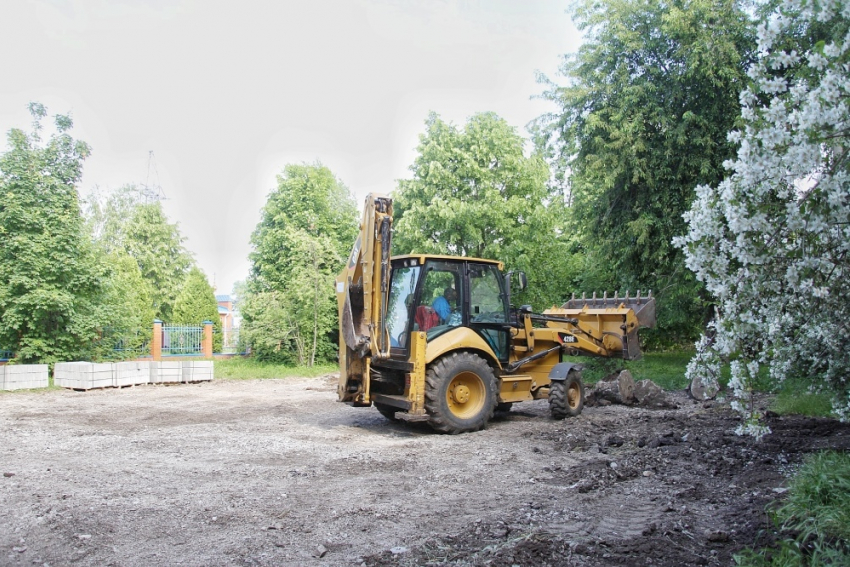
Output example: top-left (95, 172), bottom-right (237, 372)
top-left (549, 370), bottom-right (585, 419)
top-left (425, 352), bottom-right (497, 434)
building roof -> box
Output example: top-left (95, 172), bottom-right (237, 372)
top-left (216, 295), bottom-right (231, 302)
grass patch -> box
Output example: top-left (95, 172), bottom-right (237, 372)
top-left (213, 357), bottom-right (337, 380)
top-left (735, 450), bottom-right (850, 566)
top-left (575, 350), bottom-right (837, 412)
top-left (578, 351), bottom-right (692, 391)
top-left (770, 380), bottom-right (835, 418)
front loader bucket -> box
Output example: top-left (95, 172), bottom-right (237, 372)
top-left (562, 291), bottom-right (657, 329)
top-left (631, 295), bottom-right (656, 329)
top-left (555, 291), bottom-right (656, 361)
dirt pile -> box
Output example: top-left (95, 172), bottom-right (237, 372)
top-left (586, 370), bottom-right (675, 409)
top-left (364, 401), bottom-right (850, 567)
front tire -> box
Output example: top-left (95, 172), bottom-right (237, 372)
top-left (425, 352), bottom-right (497, 434)
top-left (549, 370), bottom-right (585, 419)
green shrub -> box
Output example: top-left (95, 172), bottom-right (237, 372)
top-left (735, 451), bottom-right (850, 566)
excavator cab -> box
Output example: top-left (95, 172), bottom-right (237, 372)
top-left (385, 256), bottom-right (511, 362)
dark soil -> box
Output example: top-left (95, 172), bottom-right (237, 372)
top-left (363, 403), bottom-right (850, 567)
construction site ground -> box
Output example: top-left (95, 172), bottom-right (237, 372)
top-left (2, 375), bottom-right (849, 567)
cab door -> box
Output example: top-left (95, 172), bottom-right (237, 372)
top-left (467, 263), bottom-right (510, 363)
top-left (386, 259), bottom-right (422, 351)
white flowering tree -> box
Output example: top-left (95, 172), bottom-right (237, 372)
top-left (676, 0), bottom-right (850, 436)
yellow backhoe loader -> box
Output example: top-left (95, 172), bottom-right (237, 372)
top-left (336, 194), bottom-right (656, 434)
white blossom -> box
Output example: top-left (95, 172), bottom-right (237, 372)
top-left (770, 50), bottom-right (801, 69)
top-left (677, 0), bottom-right (850, 434)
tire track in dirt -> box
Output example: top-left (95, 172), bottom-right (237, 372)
top-left (3, 379), bottom-right (849, 566)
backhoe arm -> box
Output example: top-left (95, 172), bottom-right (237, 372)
top-left (336, 194), bottom-right (393, 403)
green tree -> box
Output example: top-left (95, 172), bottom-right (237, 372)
top-left (172, 266), bottom-right (222, 352)
top-left (84, 185), bottom-right (194, 323)
top-left (536, 0), bottom-right (757, 344)
top-left (246, 163), bottom-right (358, 365)
top-left (85, 184), bottom-right (150, 252)
top-left (239, 290), bottom-right (295, 363)
top-left (394, 111), bottom-right (571, 308)
top-left (0, 103), bottom-right (105, 363)
top-left (93, 250), bottom-right (156, 359)
top-left (122, 201), bottom-right (193, 321)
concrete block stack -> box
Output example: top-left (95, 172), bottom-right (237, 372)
top-left (150, 361), bottom-right (182, 384)
top-left (54, 362), bottom-right (114, 390)
top-left (0, 364), bottom-right (49, 391)
top-left (114, 361), bottom-right (151, 387)
top-left (18, 360), bottom-right (217, 391)
top-left (182, 360), bottom-right (214, 383)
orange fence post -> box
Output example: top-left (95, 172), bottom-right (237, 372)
top-left (152, 320), bottom-right (163, 361)
top-left (202, 321), bottom-right (213, 358)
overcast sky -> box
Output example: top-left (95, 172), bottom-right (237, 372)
top-left (0, 0), bottom-right (580, 295)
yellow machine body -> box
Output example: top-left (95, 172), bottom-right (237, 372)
top-left (337, 194), bottom-right (656, 433)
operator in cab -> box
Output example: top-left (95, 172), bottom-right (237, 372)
top-left (432, 287), bottom-right (461, 325)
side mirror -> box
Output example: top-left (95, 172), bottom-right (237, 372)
top-left (518, 272), bottom-right (528, 291)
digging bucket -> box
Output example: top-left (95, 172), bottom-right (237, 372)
top-left (562, 291), bottom-right (656, 329)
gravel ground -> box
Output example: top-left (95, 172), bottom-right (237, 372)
top-left (1, 376), bottom-right (848, 566)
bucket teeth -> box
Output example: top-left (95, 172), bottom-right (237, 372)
top-left (561, 291), bottom-right (657, 329)
top-left (562, 290), bottom-right (655, 306)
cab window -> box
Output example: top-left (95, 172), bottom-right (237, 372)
top-left (469, 264), bottom-right (507, 323)
top-left (469, 264), bottom-right (509, 361)
top-left (387, 264), bottom-right (421, 348)
top-left (418, 261), bottom-right (463, 339)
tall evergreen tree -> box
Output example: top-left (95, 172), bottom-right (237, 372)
top-left (122, 201), bottom-right (193, 322)
top-left (172, 266), bottom-right (222, 352)
top-left (536, 0), bottom-right (757, 344)
top-left (84, 185), bottom-right (194, 323)
top-left (94, 250), bottom-right (156, 359)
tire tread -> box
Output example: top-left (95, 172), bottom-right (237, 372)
top-left (425, 352), bottom-right (496, 434)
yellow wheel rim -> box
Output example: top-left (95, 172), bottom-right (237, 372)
top-left (446, 371), bottom-right (486, 419)
top-left (567, 381), bottom-right (581, 410)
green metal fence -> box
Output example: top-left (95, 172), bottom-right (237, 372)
top-left (162, 324), bottom-right (204, 356)
top-left (102, 328), bottom-right (149, 358)
top-left (221, 326), bottom-right (240, 354)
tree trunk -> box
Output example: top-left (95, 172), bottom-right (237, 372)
top-left (309, 240), bottom-right (319, 368)
top-left (588, 370), bottom-right (636, 405)
top-left (290, 315), bottom-right (305, 366)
